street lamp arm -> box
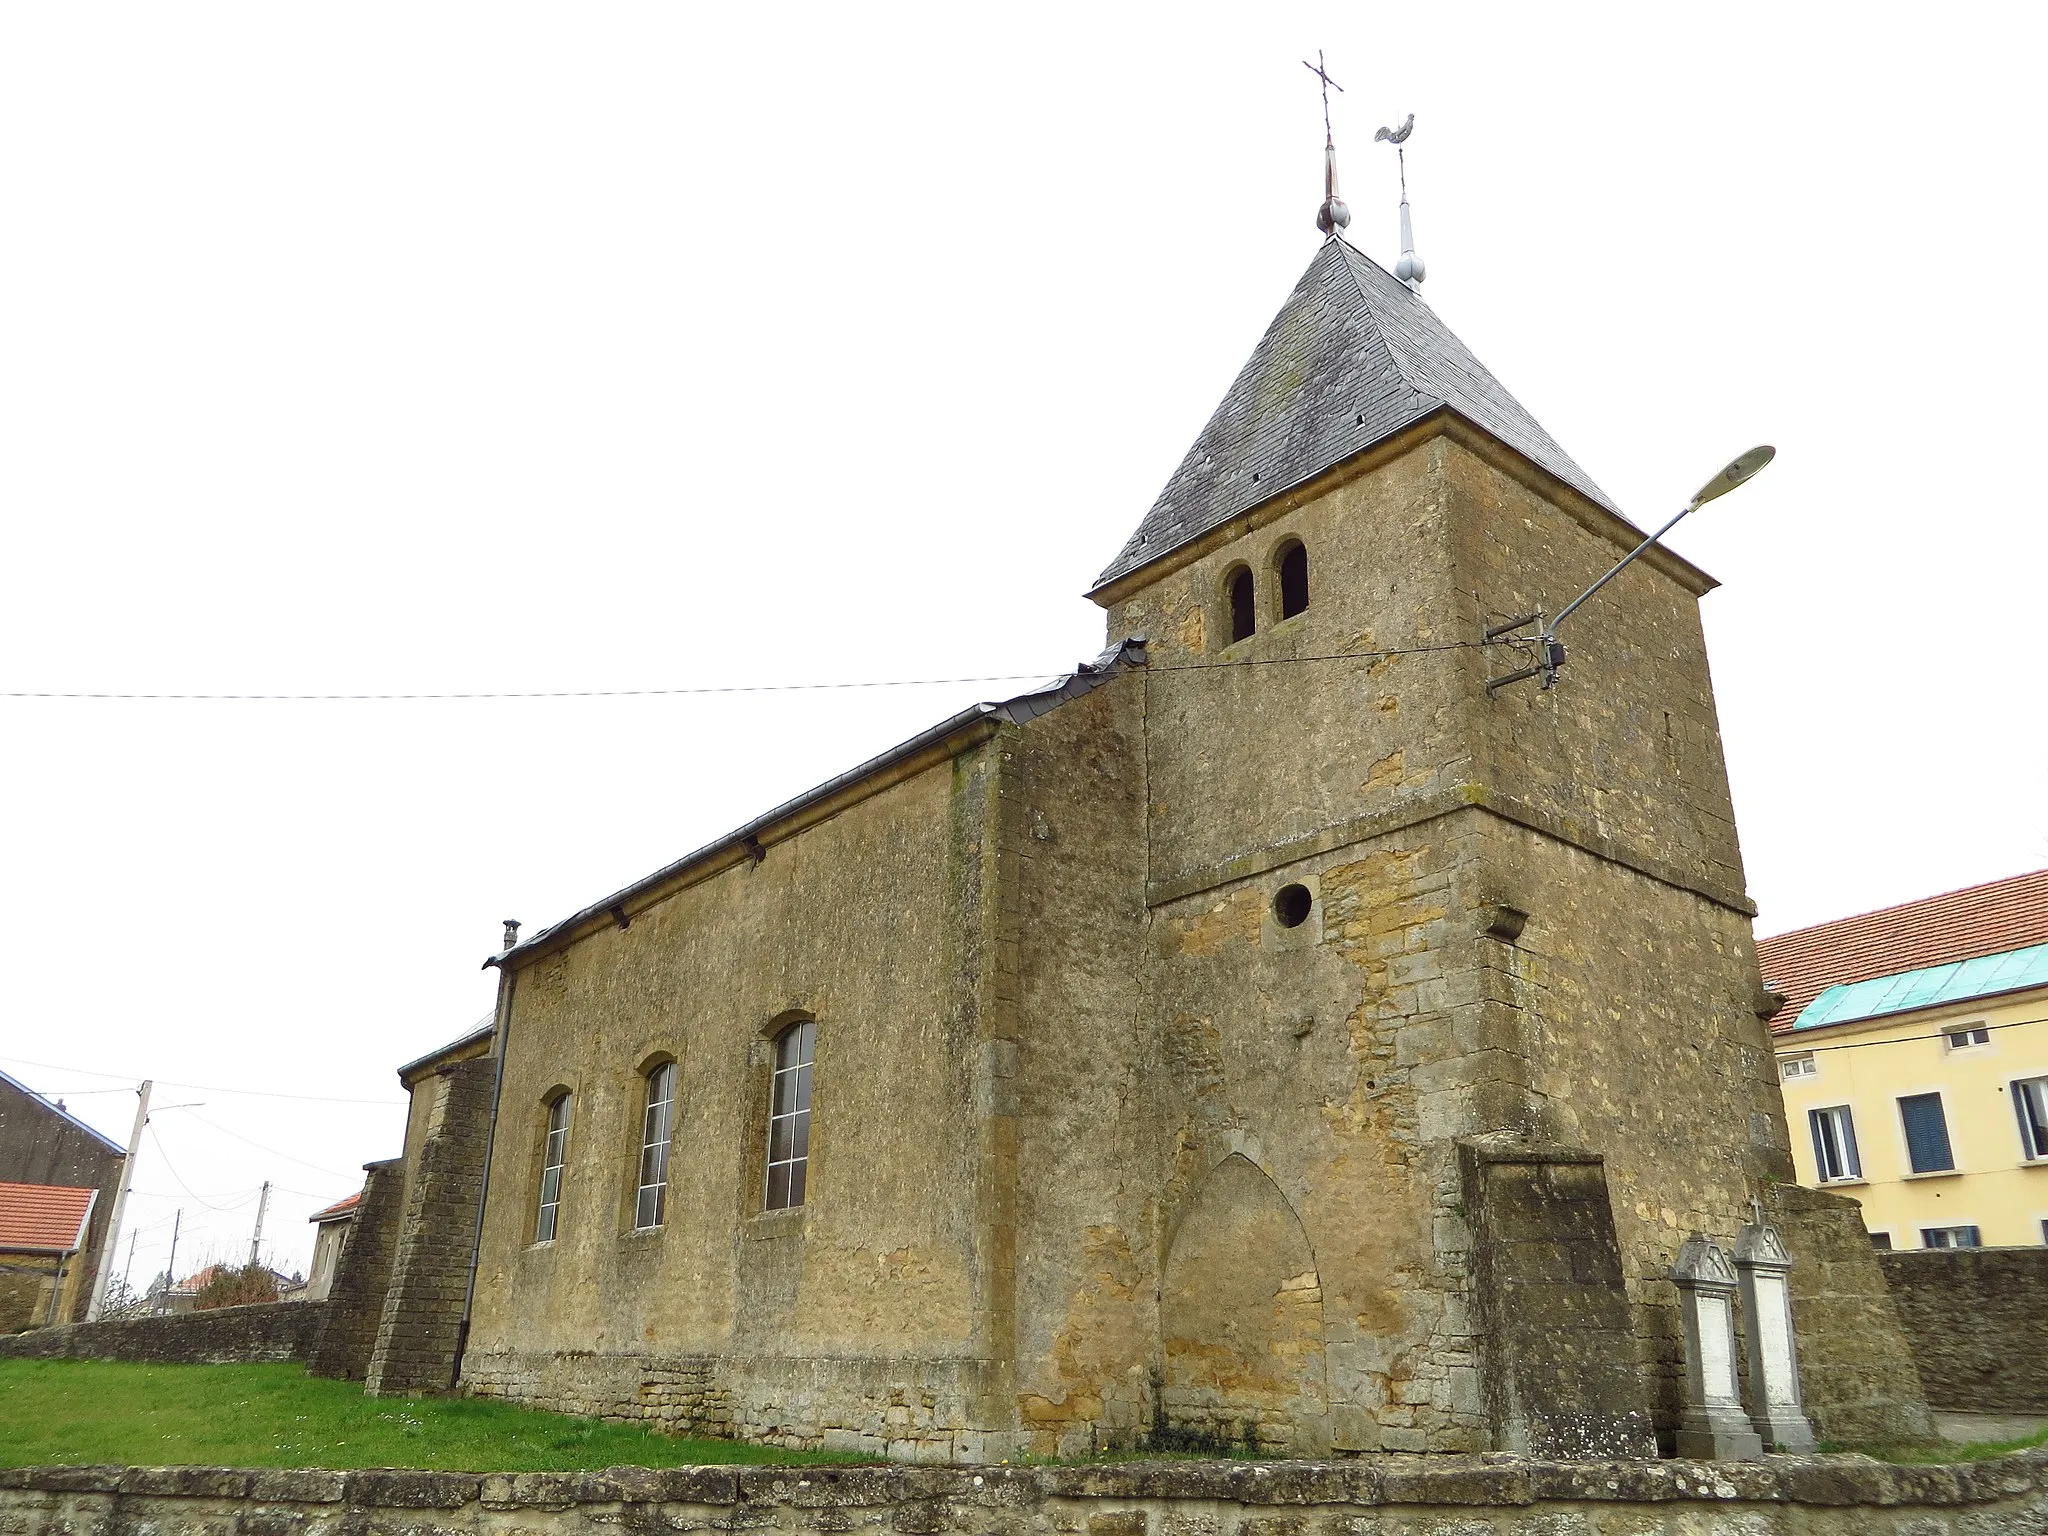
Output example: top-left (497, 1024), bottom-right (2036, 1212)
top-left (1550, 502), bottom-right (1698, 633)
top-left (1482, 445), bottom-right (1773, 695)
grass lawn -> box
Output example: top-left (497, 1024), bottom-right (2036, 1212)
top-left (1847, 1424), bottom-right (2048, 1464)
top-left (0, 1359), bottom-right (872, 1471)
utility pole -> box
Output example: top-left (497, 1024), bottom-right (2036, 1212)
top-left (86, 1080), bottom-right (152, 1321)
top-left (247, 1181), bottom-right (271, 1270)
top-left (163, 1208), bottom-right (181, 1306)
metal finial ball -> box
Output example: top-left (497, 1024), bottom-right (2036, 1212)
top-left (1396, 250), bottom-right (1426, 284)
top-left (1316, 197), bottom-right (1352, 236)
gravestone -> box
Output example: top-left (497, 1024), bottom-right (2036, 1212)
top-left (1671, 1235), bottom-right (1763, 1461)
top-left (1735, 1218), bottom-right (1816, 1452)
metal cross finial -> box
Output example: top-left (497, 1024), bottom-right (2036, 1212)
top-left (1302, 52), bottom-right (1351, 238)
top-left (1302, 51), bottom-right (1344, 146)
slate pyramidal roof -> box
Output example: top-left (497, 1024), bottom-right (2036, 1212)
top-left (1092, 236), bottom-right (1624, 595)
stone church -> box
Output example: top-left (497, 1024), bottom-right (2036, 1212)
top-left (333, 227), bottom-right (1929, 1462)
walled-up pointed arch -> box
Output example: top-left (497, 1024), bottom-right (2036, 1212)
top-left (1159, 1153), bottom-right (1327, 1452)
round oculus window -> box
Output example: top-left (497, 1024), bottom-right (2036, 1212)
top-left (1273, 883), bottom-right (1313, 929)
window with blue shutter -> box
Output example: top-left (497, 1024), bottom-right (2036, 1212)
top-left (1808, 1105), bottom-right (1860, 1181)
top-left (2014, 1077), bottom-right (2048, 1160)
top-left (1898, 1093), bottom-right (1955, 1173)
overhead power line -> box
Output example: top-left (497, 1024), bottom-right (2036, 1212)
top-left (1776, 1011), bottom-right (2048, 1053)
top-left (0, 1053), bottom-right (403, 1107)
top-left (146, 1128), bottom-right (264, 1214)
top-left (0, 643), bottom-right (1482, 703)
top-left (180, 1110), bottom-right (364, 1182)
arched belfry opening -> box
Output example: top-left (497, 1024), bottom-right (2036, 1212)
top-left (1226, 566), bottom-right (1256, 645)
top-left (1276, 540), bottom-right (1308, 619)
top-left (1159, 1153), bottom-right (1327, 1453)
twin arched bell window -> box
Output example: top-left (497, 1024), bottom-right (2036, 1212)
top-left (1222, 539), bottom-right (1309, 646)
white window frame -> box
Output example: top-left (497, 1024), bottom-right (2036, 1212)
top-left (1944, 1024), bottom-right (1991, 1051)
top-left (765, 1019), bottom-right (815, 1212)
top-left (1809, 1103), bottom-right (1862, 1183)
top-left (1919, 1224), bottom-right (1981, 1250)
top-left (634, 1062), bottom-right (677, 1231)
top-left (1867, 1230), bottom-right (1893, 1250)
top-left (535, 1093), bottom-right (571, 1243)
top-left (2012, 1074), bottom-right (2048, 1162)
top-left (1779, 1052), bottom-right (1817, 1081)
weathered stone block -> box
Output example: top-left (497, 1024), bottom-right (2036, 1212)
top-left (245, 1471), bottom-right (346, 1505)
top-left (341, 1471), bottom-right (480, 1510)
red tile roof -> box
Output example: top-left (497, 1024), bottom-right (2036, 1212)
top-left (169, 1262), bottom-right (231, 1295)
top-left (308, 1191), bottom-right (361, 1224)
top-left (0, 1182), bottom-right (98, 1253)
top-left (1757, 867), bottom-right (2048, 1031)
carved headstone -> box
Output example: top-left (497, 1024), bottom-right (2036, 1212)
top-left (1671, 1235), bottom-right (1763, 1461)
top-left (1734, 1220), bottom-right (1816, 1452)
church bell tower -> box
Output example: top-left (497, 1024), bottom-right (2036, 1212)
top-left (1073, 199), bottom-right (1798, 1456)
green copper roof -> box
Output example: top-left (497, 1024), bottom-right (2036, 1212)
top-left (1794, 941), bottom-right (2048, 1029)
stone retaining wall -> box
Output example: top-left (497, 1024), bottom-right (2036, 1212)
top-left (1880, 1247), bottom-right (2048, 1413)
top-left (1763, 1183), bottom-right (1933, 1445)
top-left (2, 1454), bottom-right (2046, 1536)
top-left (0, 1300), bottom-right (327, 1364)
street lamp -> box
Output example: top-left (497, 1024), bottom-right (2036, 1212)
top-left (1486, 445), bottom-right (1775, 692)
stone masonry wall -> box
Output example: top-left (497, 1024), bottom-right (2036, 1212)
top-left (1085, 420), bottom-right (1809, 1461)
top-left (463, 1349), bottom-right (1003, 1462)
top-left (3, 1455), bottom-right (2047, 1536)
top-left (0, 1299), bottom-right (327, 1363)
top-left (1763, 1183), bottom-right (1933, 1445)
top-left (0, 1257), bottom-right (63, 1334)
top-left (307, 1157), bottom-right (406, 1381)
top-left (1880, 1247), bottom-right (2048, 1414)
top-left (1459, 1142), bottom-right (1655, 1459)
top-left (0, 1075), bottom-right (126, 1325)
top-left (462, 747), bottom-right (996, 1460)
top-left (367, 1057), bottom-right (497, 1395)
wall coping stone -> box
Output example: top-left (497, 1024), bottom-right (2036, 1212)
top-left (0, 1451), bottom-right (2041, 1511)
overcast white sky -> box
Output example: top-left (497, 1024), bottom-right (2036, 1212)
top-left (2, 4), bottom-right (2043, 1285)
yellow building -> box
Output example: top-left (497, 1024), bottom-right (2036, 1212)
top-left (1761, 869), bottom-right (2048, 1251)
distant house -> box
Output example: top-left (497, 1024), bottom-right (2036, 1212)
top-left (1762, 867), bottom-right (2048, 1251)
top-left (157, 1261), bottom-right (229, 1314)
top-left (299, 1191), bottom-right (361, 1302)
top-left (0, 1182), bottom-right (100, 1330)
top-left (158, 1261), bottom-right (294, 1313)
top-left (0, 1070), bottom-right (125, 1325)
